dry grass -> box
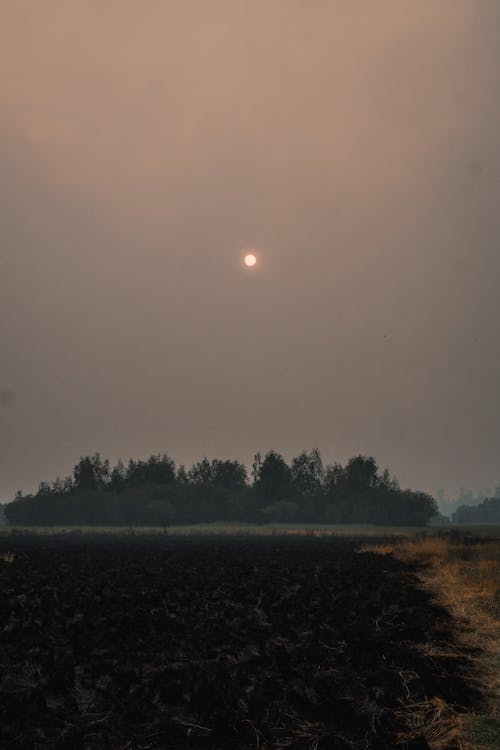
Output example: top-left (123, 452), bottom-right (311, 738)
top-left (363, 532), bottom-right (500, 750)
top-left (394, 697), bottom-right (463, 749)
top-left (368, 535), bottom-right (500, 621)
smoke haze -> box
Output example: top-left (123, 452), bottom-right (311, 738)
top-left (1, 1), bottom-right (499, 499)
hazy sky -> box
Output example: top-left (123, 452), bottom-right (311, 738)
top-left (1, 1), bottom-right (499, 500)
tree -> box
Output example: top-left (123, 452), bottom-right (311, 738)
top-left (398, 490), bottom-right (438, 526)
top-left (3, 449), bottom-right (440, 527)
top-left (379, 468), bottom-right (399, 491)
top-left (251, 453), bottom-right (262, 486)
top-left (188, 458), bottom-right (247, 488)
top-left (126, 454), bottom-right (176, 486)
top-left (453, 496), bottom-right (500, 524)
top-left (73, 454), bottom-right (110, 492)
top-left (188, 457), bottom-right (213, 485)
top-left (176, 464), bottom-right (189, 484)
top-left (324, 462), bottom-right (345, 498)
top-left (290, 449), bottom-right (323, 496)
top-left (254, 450), bottom-right (292, 502)
top-left (109, 459), bottom-right (126, 492)
top-left (344, 455), bottom-right (378, 492)
top-left (211, 459), bottom-right (247, 489)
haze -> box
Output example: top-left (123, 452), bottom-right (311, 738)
top-left (1, 1), bottom-right (499, 500)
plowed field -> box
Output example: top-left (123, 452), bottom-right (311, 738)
top-left (0, 535), bottom-right (482, 749)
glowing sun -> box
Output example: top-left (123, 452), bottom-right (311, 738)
top-left (244, 253), bottom-right (257, 268)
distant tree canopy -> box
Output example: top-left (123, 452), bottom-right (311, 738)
top-left (452, 496), bottom-right (500, 524)
top-left (4, 451), bottom-right (438, 527)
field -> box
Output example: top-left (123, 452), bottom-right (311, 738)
top-left (0, 531), bottom-right (498, 749)
top-left (2, 522), bottom-right (500, 538)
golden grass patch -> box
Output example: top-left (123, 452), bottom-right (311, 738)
top-left (362, 533), bottom-right (500, 750)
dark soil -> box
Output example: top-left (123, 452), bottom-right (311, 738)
top-left (0, 534), bottom-right (483, 749)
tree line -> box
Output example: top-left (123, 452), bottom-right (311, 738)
top-left (452, 495), bottom-right (500, 524)
top-left (4, 450), bottom-right (438, 527)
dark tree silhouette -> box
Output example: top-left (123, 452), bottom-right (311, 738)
top-left (4, 449), bottom-right (439, 527)
top-left (290, 449), bottom-right (323, 497)
top-left (73, 454), bottom-right (110, 492)
top-left (254, 450), bottom-right (292, 502)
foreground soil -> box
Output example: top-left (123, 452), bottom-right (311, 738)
top-left (0, 535), bottom-right (484, 749)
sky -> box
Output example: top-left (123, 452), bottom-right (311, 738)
top-left (1, 1), bottom-right (499, 501)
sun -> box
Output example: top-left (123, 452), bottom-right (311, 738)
top-left (244, 252), bottom-right (257, 268)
